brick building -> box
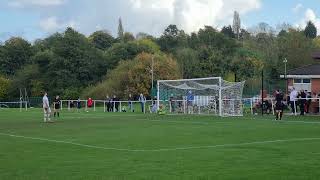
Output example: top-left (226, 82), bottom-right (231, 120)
top-left (283, 64), bottom-right (320, 93)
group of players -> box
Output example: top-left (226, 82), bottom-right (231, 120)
top-left (42, 92), bottom-right (61, 123)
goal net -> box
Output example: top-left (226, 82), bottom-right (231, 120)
top-left (157, 77), bottom-right (245, 117)
top-left (0, 101), bottom-right (28, 112)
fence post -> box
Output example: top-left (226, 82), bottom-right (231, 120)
top-left (120, 102), bottom-right (122, 113)
top-left (250, 98), bottom-right (253, 115)
top-left (68, 101), bottom-right (70, 111)
top-left (94, 101), bottom-right (96, 112)
top-left (271, 99), bottom-right (275, 115)
top-left (104, 101), bottom-right (106, 112)
top-left (318, 98), bottom-right (320, 114)
top-left (85, 100), bottom-right (88, 111)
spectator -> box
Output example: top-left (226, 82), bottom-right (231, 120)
top-left (128, 94), bottom-right (134, 112)
top-left (139, 93), bottom-right (146, 113)
top-left (87, 98), bottom-right (93, 109)
top-left (113, 95), bottom-right (120, 112)
top-left (289, 88), bottom-right (298, 115)
top-left (305, 91), bottom-right (311, 114)
top-left (298, 90), bottom-right (306, 116)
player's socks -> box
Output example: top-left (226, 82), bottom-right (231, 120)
top-left (280, 112), bottom-right (283, 120)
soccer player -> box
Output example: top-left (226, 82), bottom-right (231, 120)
top-left (42, 92), bottom-right (52, 123)
top-left (53, 95), bottom-right (61, 118)
top-left (275, 90), bottom-right (284, 120)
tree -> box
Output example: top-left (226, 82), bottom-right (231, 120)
top-left (84, 53), bottom-right (181, 99)
top-left (123, 32), bottom-right (135, 42)
top-left (118, 17), bottom-right (124, 39)
top-left (0, 37), bottom-right (33, 75)
top-left (174, 48), bottom-right (199, 78)
top-left (278, 29), bottom-right (314, 69)
top-left (221, 25), bottom-right (235, 38)
top-left (0, 76), bottom-right (10, 100)
top-left (104, 39), bottom-right (160, 70)
top-left (304, 21), bottom-right (317, 39)
top-left (158, 24), bottom-right (188, 52)
top-left (232, 11), bottom-right (241, 39)
top-left (231, 48), bottom-right (264, 81)
top-left (89, 30), bottom-right (115, 50)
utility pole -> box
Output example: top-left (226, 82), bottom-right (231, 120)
top-left (283, 58), bottom-right (288, 102)
top-left (151, 56), bottom-right (154, 91)
top-left (261, 70), bottom-right (264, 116)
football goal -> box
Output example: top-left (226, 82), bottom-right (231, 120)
top-left (157, 77), bottom-right (245, 117)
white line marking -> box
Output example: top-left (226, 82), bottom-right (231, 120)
top-left (0, 132), bottom-right (319, 152)
top-left (248, 117), bottom-right (320, 125)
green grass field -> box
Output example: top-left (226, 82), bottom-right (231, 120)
top-left (1, 109), bottom-right (320, 180)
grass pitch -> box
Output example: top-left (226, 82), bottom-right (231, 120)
top-left (1, 109), bottom-right (320, 180)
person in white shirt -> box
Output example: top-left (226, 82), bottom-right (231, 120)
top-left (43, 92), bottom-right (52, 123)
top-left (289, 88), bottom-right (298, 114)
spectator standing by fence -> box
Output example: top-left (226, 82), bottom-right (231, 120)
top-left (128, 94), bottom-right (134, 112)
top-left (139, 93), bottom-right (146, 113)
top-left (290, 88), bottom-right (298, 115)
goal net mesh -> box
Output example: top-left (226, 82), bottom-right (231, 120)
top-left (157, 77), bottom-right (245, 116)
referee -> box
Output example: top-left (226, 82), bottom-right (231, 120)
top-left (53, 95), bottom-right (61, 118)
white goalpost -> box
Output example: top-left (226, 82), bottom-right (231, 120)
top-left (157, 77), bottom-right (245, 117)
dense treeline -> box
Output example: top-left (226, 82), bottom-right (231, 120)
top-left (0, 20), bottom-right (319, 100)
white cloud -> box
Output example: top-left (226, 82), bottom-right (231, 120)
top-left (8, 0), bottom-right (66, 8)
top-left (296, 8), bottom-right (320, 35)
top-left (39, 17), bottom-right (78, 32)
top-left (128, 0), bottom-right (261, 34)
top-left (292, 3), bottom-right (303, 13)
top-left (3, 0), bottom-right (263, 41)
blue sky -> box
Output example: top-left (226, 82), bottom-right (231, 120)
top-left (0, 0), bottom-right (319, 42)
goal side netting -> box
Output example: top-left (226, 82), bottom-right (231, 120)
top-left (157, 77), bottom-right (245, 117)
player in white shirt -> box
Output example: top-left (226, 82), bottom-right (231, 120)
top-left (289, 88), bottom-right (298, 115)
top-left (43, 92), bottom-right (52, 123)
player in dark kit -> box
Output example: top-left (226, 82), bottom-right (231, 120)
top-left (53, 95), bottom-right (61, 118)
top-left (275, 90), bottom-right (284, 120)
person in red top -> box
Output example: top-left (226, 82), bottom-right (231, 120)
top-left (87, 98), bottom-right (93, 108)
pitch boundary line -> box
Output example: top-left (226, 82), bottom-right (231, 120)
top-left (0, 132), bottom-right (319, 152)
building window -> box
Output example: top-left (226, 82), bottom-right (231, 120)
top-left (293, 78), bottom-right (311, 92)
top-left (303, 79), bottom-right (311, 83)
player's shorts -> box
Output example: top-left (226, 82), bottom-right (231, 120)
top-left (275, 102), bottom-right (284, 111)
top-left (44, 107), bottom-right (51, 114)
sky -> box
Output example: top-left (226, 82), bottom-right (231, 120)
top-left (0, 0), bottom-right (319, 42)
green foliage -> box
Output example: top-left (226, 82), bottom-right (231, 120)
top-left (85, 52), bottom-right (181, 99)
top-left (158, 24), bottom-right (188, 52)
top-left (88, 30), bottom-right (115, 50)
top-left (304, 21), bottom-right (317, 39)
top-left (0, 37), bottom-right (34, 75)
top-left (123, 32), bottom-right (135, 42)
top-left (105, 39), bottom-right (160, 69)
top-left (2, 23), bottom-right (319, 99)
top-left (0, 76), bottom-right (10, 99)
top-left (221, 25), bottom-right (235, 38)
